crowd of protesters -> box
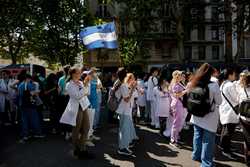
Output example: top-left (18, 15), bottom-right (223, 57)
top-left (0, 63), bottom-right (250, 167)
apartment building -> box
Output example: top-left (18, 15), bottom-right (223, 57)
top-left (85, 0), bottom-right (228, 69)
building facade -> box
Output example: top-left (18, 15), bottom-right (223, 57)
top-left (86, 0), bottom-right (248, 70)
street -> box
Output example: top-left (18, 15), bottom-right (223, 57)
top-left (0, 123), bottom-right (247, 167)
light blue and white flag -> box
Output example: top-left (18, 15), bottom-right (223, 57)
top-left (80, 22), bottom-right (118, 50)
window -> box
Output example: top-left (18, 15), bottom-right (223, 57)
top-left (212, 46), bottom-right (220, 60)
top-left (162, 21), bottom-right (175, 33)
top-left (198, 46), bottom-right (206, 60)
top-left (155, 41), bottom-right (162, 50)
top-left (184, 27), bottom-right (191, 41)
top-left (163, 21), bottom-right (171, 33)
top-left (211, 7), bottom-right (219, 20)
top-left (198, 25), bottom-right (205, 40)
top-left (97, 0), bottom-right (109, 17)
top-left (211, 26), bottom-right (219, 40)
top-left (162, 47), bottom-right (172, 58)
top-left (191, 8), bottom-right (198, 19)
top-left (162, 2), bottom-right (170, 17)
top-left (184, 46), bottom-right (192, 59)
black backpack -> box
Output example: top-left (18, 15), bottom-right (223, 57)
top-left (239, 88), bottom-right (250, 118)
top-left (186, 84), bottom-right (212, 117)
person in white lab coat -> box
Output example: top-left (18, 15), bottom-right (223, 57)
top-left (0, 71), bottom-right (10, 126)
top-left (136, 73), bottom-right (146, 123)
top-left (60, 66), bottom-right (94, 159)
top-left (234, 71), bottom-right (247, 99)
top-left (237, 73), bottom-right (250, 165)
top-left (219, 68), bottom-right (239, 159)
top-left (146, 67), bottom-right (159, 128)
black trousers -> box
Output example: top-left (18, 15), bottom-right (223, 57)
top-left (220, 123), bottom-right (237, 153)
top-left (159, 117), bottom-right (167, 135)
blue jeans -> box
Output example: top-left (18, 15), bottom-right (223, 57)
top-left (192, 125), bottom-right (216, 167)
top-left (20, 106), bottom-right (42, 138)
top-left (118, 114), bottom-right (137, 149)
top-left (93, 92), bottom-right (102, 129)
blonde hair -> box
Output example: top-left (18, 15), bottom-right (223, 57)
top-left (169, 70), bottom-right (182, 89)
top-left (124, 73), bottom-right (134, 84)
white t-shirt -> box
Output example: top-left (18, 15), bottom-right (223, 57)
top-left (154, 87), bottom-right (171, 117)
top-left (115, 83), bottom-right (136, 116)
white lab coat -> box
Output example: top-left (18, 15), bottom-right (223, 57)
top-left (238, 87), bottom-right (250, 103)
top-left (146, 76), bottom-right (158, 101)
top-left (219, 80), bottom-right (240, 125)
top-left (136, 79), bottom-right (146, 107)
top-left (60, 80), bottom-right (90, 126)
top-left (0, 79), bottom-right (8, 113)
top-left (7, 79), bottom-right (17, 100)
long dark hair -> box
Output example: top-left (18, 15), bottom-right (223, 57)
top-left (191, 63), bottom-right (214, 88)
top-left (117, 67), bottom-right (127, 82)
top-left (63, 65), bottom-right (71, 78)
top-left (245, 73), bottom-right (250, 88)
top-left (46, 73), bottom-right (58, 89)
top-left (158, 76), bottom-right (166, 92)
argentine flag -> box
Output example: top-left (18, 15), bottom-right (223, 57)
top-left (80, 22), bottom-right (118, 50)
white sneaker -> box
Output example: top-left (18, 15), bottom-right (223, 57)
top-left (90, 135), bottom-right (101, 141)
top-left (183, 124), bottom-right (190, 130)
top-left (85, 141), bottom-right (95, 147)
top-left (118, 148), bottom-right (132, 156)
top-left (134, 136), bottom-right (139, 141)
top-left (34, 134), bottom-right (45, 138)
top-left (222, 151), bottom-right (236, 160)
top-left (127, 148), bottom-right (133, 154)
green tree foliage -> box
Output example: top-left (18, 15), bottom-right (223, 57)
top-left (0, 0), bottom-right (94, 66)
top-left (29, 0), bottom-right (93, 66)
top-left (0, 0), bottom-right (34, 64)
top-left (119, 38), bottom-right (138, 66)
top-left (111, 0), bottom-right (160, 65)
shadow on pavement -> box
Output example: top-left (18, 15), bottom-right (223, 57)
top-left (0, 121), bottom-right (247, 167)
top-left (102, 125), bottom-right (183, 167)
